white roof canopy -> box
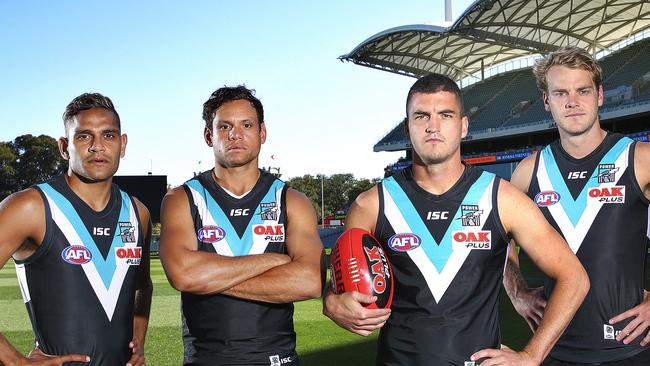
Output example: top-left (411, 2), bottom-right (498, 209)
top-left (340, 0), bottom-right (650, 80)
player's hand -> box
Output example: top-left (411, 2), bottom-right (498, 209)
top-left (126, 339), bottom-right (145, 366)
top-left (323, 290), bottom-right (391, 337)
top-left (471, 347), bottom-right (539, 366)
top-left (18, 346), bottom-right (90, 365)
top-left (510, 286), bottom-right (547, 332)
top-left (609, 290), bottom-right (650, 345)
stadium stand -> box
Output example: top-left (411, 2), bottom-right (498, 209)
top-left (341, 0), bottom-right (650, 179)
top-left (319, 227), bottom-right (345, 249)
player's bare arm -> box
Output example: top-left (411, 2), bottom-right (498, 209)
top-left (126, 199), bottom-right (152, 366)
top-left (159, 186), bottom-right (290, 295)
top-left (502, 153), bottom-right (548, 332)
top-left (322, 186), bottom-right (391, 337)
top-left (634, 141), bottom-right (650, 201)
top-left (473, 180), bottom-right (589, 365)
top-left (0, 190), bottom-right (90, 365)
top-left (608, 141), bottom-right (650, 345)
top-left (221, 188), bottom-right (323, 303)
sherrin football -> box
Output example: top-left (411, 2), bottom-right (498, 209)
top-left (330, 228), bottom-right (394, 309)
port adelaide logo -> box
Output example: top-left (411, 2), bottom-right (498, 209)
top-left (260, 201), bottom-right (279, 221)
top-left (459, 205), bottom-right (483, 226)
top-left (596, 164), bottom-right (619, 184)
top-left (119, 222), bottom-right (136, 243)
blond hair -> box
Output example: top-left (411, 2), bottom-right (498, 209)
top-left (533, 46), bottom-right (602, 92)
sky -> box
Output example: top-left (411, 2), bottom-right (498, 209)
top-left (0, 0), bottom-right (475, 185)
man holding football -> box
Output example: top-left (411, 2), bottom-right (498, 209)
top-left (323, 73), bottom-right (589, 365)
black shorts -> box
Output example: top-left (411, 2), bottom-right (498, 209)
top-left (542, 347), bottom-right (650, 366)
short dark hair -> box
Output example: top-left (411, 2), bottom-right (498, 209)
top-left (202, 85), bottom-right (264, 129)
top-left (406, 73), bottom-right (465, 117)
top-left (62, 93), bottom-right (120, 130)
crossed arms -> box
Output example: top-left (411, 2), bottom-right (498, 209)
top-left (159, 186), bottom-right (324, 303)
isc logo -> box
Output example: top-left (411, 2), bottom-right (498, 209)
top-left (588, 186), bottom-right (625, 203)
top-left (253, 224), bottom-right (285, 242)
top-left (115, 247), bottom-right (142, 266)
top-left (363, 246), bottom-right (389, 294)
top-left (388, 233), bottom-right (421, 252)
top-left (426, 211), bottom-right (449, 220)
top-left (269, 355), bottom-right (292, 366)
top-left (92, 227), bottom-right (111, 236)
top-left (61, 246), bottom-right (92, 265)
top-left (567, 171), bottom-right (587, 179)
top-left (535, 191), bottom-right (561, 207)
top-left (229, 208), bottom-right (250, 216)
top-left (452, 231), bottom-right (492, 250)
top-left (197, 226), bottom-right (226, 243)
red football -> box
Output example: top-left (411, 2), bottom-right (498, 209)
top-left (330, 228), bottom-right (394, 309)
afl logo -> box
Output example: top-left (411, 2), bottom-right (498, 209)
top-left (535, 191), bottom-right (561, 207)
top-left (388, 233), bottom-right (421, 252)
top-left (198, 225), bottom-right (226, 243)
top-left (61, 246), bottom-right (92, 265)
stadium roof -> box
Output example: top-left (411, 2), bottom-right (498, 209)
top-left (340, 0), bottom-right (650, 81)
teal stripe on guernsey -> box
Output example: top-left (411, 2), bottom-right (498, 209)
top-left (37, 183), bottom-right (132, 288)
top-left (542, 137), bottom-right (631, 226)
top-left (383, 171), bottom-right (493, 272)
top-left (185, 179), bottom-right (284, 256)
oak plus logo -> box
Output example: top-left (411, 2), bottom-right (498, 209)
top-left (253, 224), bottom-right (285, 242)
top-left (452, 231), bottom-right (492, 250)
top-left (115, 246), bottom-right (142, 266)
top-left (588, 186), bottom-right (625, 204)
top-left (363, 246), bottom-right (390, 295)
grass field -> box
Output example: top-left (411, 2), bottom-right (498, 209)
top-left (0, 254), bottom-right (559, 365)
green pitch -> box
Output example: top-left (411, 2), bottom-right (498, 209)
top-left (0, 255), bottom-right (550, 365)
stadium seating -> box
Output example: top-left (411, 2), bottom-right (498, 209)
top-left (319, 226), bottom-right (345, 249)
top-left (374, 38), bottom-right (650, 151)
top-left (460, 38), bottom-right (650, 133)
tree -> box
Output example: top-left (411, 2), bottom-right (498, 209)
top-left (286, 174), bottom-right (322, 218)
top-left (323, 173), bottom-right (355, 217)
top-left (286, 173), bottom-right (381, 224)
top-left (0, 134), bottom-right (65, 199)
top-left (348, 177), bottom-right (380, 204)
top-left (0, 142), bottom-right (17, 199)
